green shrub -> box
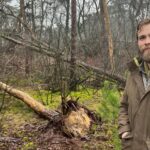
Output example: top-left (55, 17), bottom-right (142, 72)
top-left (98, 81), bottom-right (120, 122)
top-left (98, 81), bottom-right (121, 150)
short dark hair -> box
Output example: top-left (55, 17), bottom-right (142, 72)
top-left (137, 18), bottom-right (150, 39)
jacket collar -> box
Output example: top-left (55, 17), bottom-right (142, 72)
top-left (127, 57), bottom-right (143, 73)
top-left (127, 57), bottom-right (145, 99)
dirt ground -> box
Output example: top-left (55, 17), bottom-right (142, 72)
top-left (0, 93), bottom-right (115, 150)
top-left (0, 113), bottom-right (114, 150)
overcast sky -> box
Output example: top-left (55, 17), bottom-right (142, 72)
top-left (9, 0), bottom-right (19, 7)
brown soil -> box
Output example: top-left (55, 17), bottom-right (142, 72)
top-left (0, 116), bottom-right (113, 150)
top-left (0, 96), bottom-right (114, 150)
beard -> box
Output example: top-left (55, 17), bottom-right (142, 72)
top-left (140, 49), bottom-right (150, 63)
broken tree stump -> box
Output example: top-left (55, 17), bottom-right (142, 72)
top-left (61, 100), bottom-right (101, 137)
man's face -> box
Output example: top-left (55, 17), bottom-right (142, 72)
top-left (138, 24), bottom-right (150, 62)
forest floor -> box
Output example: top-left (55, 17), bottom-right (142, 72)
top-left (0, 88), bottom-right (118, 150)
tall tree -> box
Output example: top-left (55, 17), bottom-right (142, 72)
top-left (100, 0), bottom-right (114, 70)
top-left (19, 0), bottom-right (31, 76)
top-left (62, 0), bottom-right (70, 100)
top-left (31, 0), bottom-right (36, 32)
top-left (70, 0), bottom-right (77, 90)
top-left (19, 0), bottom-right (26, 32)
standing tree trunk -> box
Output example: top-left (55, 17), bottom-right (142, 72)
top-left (99, 0), bottom-right (108, 69)
top-left (61, 0), bottom-right (70, 101)
top-left (65, 0), bottom-right (70, 48)
top-left (39, 0), bottom-right (44, 39)
top-left (100, 0), bottom-right (114, 71)
top-left (69, 0), bottom-right (77, 91)
top-left (19, 0), bottom-right (26, 32)
top-left (19, 0), bottom-right (31, 76)
top-left (31, 0), bottom-right (36, 33)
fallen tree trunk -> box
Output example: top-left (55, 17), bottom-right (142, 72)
top-left (0, 82), bottom-right (58, 120)
top-left (76, 60), bottom-right (126, 87)
top-left (0, 82), bottom-right (100, 137)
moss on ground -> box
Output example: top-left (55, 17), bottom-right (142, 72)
top-left (0, 84), bottom-right (121, 149)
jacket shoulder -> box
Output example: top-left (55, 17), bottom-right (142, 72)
top-left (127, 57), bottom-right (142, 72)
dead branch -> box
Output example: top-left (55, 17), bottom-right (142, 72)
top-left (0, 137), bottom-right (20, 143)
top-left (0, 34), bottom-right (126, 88)
top-left (1, 34), bottom-right (57, 58)
top-left (77, 60), bottom-right (126, 87)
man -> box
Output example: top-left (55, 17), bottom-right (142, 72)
top-left (118, 18), bottom-right (150, 150)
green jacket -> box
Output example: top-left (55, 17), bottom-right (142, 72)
top-left (118, 58), bottom-right (150, 150)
